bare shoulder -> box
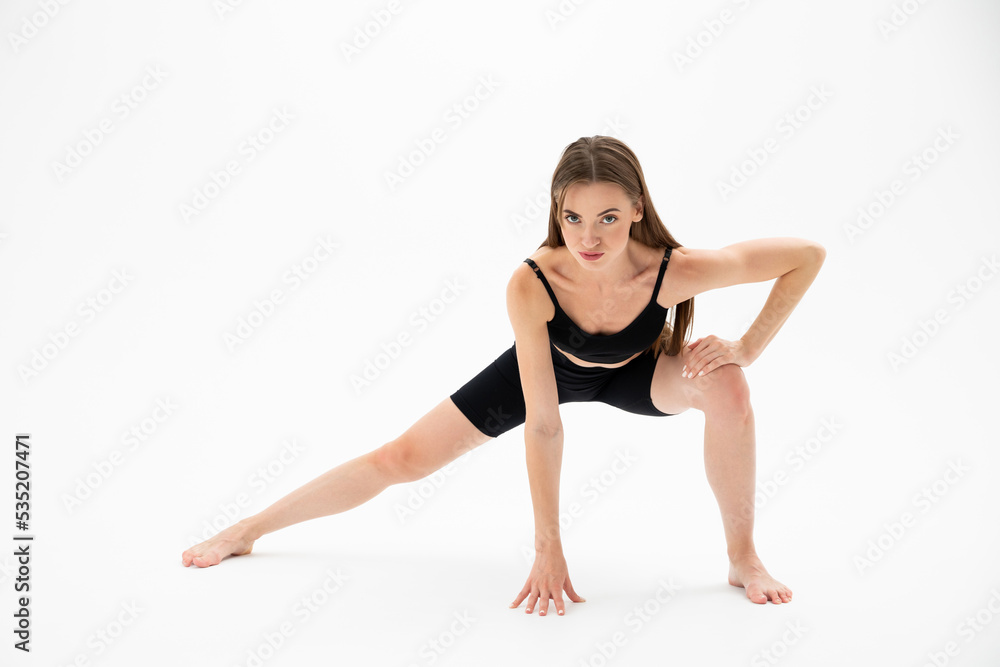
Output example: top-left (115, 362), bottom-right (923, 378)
top-left (665, 245), bottom-right (693, 276)
top-left (506, 254), bottom-right (556, 326)
top-left (523, 244), bottom-right (562, 270)
top-left (658, 245), bottom-right (741, 307)
top-left (657, 245), bottom-right (696, 309)
top-left (507, 250), bottom-right (563, 433)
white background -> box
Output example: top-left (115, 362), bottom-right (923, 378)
top-left (2, 0), bottom-right (999, 665)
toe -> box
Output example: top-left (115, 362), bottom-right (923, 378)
top-left (747, 585), bottom-right (767, 604)
top-left (193, 553), bottom-right (218, 568)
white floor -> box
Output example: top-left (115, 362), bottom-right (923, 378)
top-left (16, 377), bottom-right (1000, 665)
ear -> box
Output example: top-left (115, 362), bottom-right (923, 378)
top-left (634, 196), bottom-right (644, 222)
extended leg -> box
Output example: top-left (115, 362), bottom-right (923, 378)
top-left (181, 397), bottom-right (492, 567)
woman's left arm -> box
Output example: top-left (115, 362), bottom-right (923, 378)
top-left (676, 237), bottom-right (826, 378)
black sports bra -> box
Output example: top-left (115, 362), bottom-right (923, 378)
top-left (522, 246), bottom-right (672, 364)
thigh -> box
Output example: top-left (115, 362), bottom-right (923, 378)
top-left (386, 395), bottom-right (497, 480)
top-left (649, 347), bottom-right (695, 416)
top-left (649, 345), bottom-right (745, 415)
top-left (448, 344), bottom-right (526, 439)
top-left (381, 348), bottom-right (528, 480)
top-left (595, 350), bottom-right (679, 417)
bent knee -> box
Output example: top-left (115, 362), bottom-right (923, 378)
top-left (690, 364), bottom-right (751, 418)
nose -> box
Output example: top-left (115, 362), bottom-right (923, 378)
top-left (581, 228), bottom-right (600, 249)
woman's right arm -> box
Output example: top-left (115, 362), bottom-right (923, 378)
top-left (504, 264), bottom-right (585, 617)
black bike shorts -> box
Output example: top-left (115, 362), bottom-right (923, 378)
top-left (449, 341), bottom-right (676, 438)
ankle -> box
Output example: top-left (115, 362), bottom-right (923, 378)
top-left (728, 548), bottom-right (759, 563)
top-left (235, 517), bottom-right (264, 541)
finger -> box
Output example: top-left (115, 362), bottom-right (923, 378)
top-left (525, 591), bottom-right (538, 614)
top-left (563, 574), bottom-right (586, 602)
top-left (691, 352), bottom-right (721, 377)
top-left (510, 584), bottom-right (531, 609)
top-left (698, 356), bottom-right (731, 377)
top-left (695, 344), bottom-right (730, 374)
top-left (684, 338), bottom-right (710, 361)
top-left (539, 592), bottom-right (550, 616)
top-left (684, 347), bottom-right (713, 378)
top-left (514, 588), bottom-right (533, 611)
top-left (552, 592), bottom-right (566, 616)
top-left (691, 340), bottom-right (720, 365)
top-left (681, 347), bottom-right (696, 376)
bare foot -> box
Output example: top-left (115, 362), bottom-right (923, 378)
top-left (728, 553), bottom-right (792, 604)
top-left (182, 521), bottom-right (256, 568)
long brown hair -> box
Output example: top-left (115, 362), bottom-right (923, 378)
top-left (537, 135), bottom-right (693, 357)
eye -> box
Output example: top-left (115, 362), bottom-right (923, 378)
top-left (564, 214), bottom-right (617, 224)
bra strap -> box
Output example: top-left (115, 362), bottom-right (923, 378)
top-left (523, 259), bottom-right (560, 307)
top-left (652, 246), bottom-right (672, 295)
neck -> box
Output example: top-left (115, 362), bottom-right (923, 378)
top-left (568, 241), bottom-right (639, 292)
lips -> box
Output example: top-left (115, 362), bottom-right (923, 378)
top-left (579, 251), bottom-right (604, 260)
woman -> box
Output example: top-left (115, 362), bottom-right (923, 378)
top-left (182, 136), bottom-right (825, 616)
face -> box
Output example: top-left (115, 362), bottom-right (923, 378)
top-left (559, 181), bottom-right (643, 269)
